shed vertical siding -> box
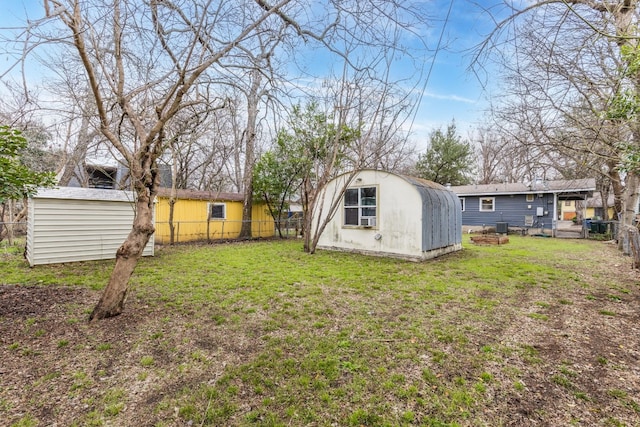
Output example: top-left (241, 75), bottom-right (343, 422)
top-left (27, 188), bottom-right (154, 266)
top-left (415, 182), bottom-right (461, 253)
top-left (443, 189), bottom-right (463, 245)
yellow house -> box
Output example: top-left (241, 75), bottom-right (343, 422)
top-left (560, 199), bottom-right (578, 220)
top-left (561, 192), bottom-right (616, 221)
top-left (586, 192), bottom-right (616, 220)
top-left (154, 188), bottom-right (275, 244)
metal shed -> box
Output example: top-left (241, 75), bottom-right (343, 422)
top-left (315, 169), bottom-right (462, 261)
top-left (27, 187), bottom-right (154, 266)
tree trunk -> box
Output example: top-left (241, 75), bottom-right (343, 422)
top-left (89, 195), bottom-right (155, 321)
top-left (58, 113), bottom-right (92, 187)
top-left (0, 202), bottom-right (6, 243)
top-left (302, 178), bottom-right (313, 252)
top-left (239, 179), bottom-right (254, 239)
top-left (6, 200), bottom-right (15, 246)
top-left (239, 71), bottom-right (261, 239)
top-left (601, 186), bottom-right (611, 221)
top-left (169, 146), bottom-right (178, 245)
top-left (608, 163), bottom-right (624, 220)
top-left (0, 202), bottom-right (28, 243)
top-left (623, 172), bottom-right (640, 227)
top-left (168, 198), bottom-right (176, 245)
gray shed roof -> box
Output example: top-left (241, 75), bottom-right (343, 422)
top-left (451, 178), bottom-right (596, 197)
top-left (156, 187), bottom-right (244, 202)
top-left (33, 187), bottom-right (136, 202)
top-left (587, 191), bottom-right (615, 208)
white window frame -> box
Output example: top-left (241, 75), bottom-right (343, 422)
top-left (344, 186), bottom-right (377, 227)
top-left (479, 197), bottom-right (495, 212)
top-left (208, 202), bottom-right (226, 220)
top-left (459, 197), bottom-right (465, 212)
top-left (526, 194), bottom-right (534, 202)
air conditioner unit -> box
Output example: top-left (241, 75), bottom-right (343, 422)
top-left (361, 217), bottom-right (376, 227)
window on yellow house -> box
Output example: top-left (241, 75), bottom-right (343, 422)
top-left (209, 203), bottom-right (226, 220)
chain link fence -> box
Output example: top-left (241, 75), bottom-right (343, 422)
top-left (0, 221), bottom-right (27, 256)
top-left (1, 217), bottom-right (305, 253)
top-left (154, 218), bottom-right (304, 244)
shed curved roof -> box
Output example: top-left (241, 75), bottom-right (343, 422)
top-left (399, 174), bottom-right (449, 192)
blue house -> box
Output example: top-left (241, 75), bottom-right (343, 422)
top-left (450, 178), bottom-right (596, 235)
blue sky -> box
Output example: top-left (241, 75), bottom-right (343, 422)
top-left (0, 0), bottom-right (507, 148)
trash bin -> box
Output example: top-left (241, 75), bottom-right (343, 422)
top-left (591, 220), bottom-right (606, 234)
top-left (585, 218), bottom-right (592, 230)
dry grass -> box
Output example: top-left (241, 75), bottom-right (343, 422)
top-left (1, 236), bottom-right (639, 426)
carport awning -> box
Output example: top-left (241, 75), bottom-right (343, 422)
top-left (557, 191), bottom-right (592, 200)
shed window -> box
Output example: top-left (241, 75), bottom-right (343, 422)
top-left (344, 186), bottom-right (377, 227)
top-left (209, 203), bottom-right (226, 220)
top-left (479, 197), bottom-right (495, 212)
top-left (459, 197), bottom-right (465, 212)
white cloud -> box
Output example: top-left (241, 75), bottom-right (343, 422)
top-left (421, 91), bottom-right (477, 104)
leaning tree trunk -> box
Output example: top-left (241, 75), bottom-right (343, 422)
top-left (89, 194), bottom-right (155, 321)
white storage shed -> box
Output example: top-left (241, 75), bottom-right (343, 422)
top-left (314, 169), bottom-right (462, 261)
top-left (27, 187), bottom-right (154, 266)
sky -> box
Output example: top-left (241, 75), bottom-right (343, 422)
top-left (0, 0), bottom-right (509, 150)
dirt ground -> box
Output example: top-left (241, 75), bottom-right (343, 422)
top-left (1, 241), bottom-right (639, 426)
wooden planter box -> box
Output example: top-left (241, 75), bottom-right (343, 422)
top-left (470, 235), bottom-right (509, 245)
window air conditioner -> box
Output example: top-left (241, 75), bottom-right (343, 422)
top-left (362, 217), bottom-right (376, 227)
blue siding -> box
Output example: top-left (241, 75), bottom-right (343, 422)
top-left (460, 194), bottom-right (554, 228)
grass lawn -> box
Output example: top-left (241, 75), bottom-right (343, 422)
top-left (1, 235), bottom-right (639, 426)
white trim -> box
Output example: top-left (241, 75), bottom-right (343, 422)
top-left (479, 197), bottom-right (495, 212)
top-left (208, 202), bottom-right (226, 220)
top-left (343, 185), bottom-right (378, 228)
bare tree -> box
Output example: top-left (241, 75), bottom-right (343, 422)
top-left (476, 0), bottom-right (640, 235)
top-left (2, 0), bottom-right (434, 320)
top-left (161, 101), bottom-right (229, 244)
top-left (19, 0), bottom-right (321, 320)
top-left (473, 127), bottom-right (509, 184)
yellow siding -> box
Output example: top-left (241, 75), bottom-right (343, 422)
top-left (154, 196), bottom-right (274, 244)
top-left (585, 207), bottom-right (615, 220)
top-left (561, 200), bottom-right (577, 220)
